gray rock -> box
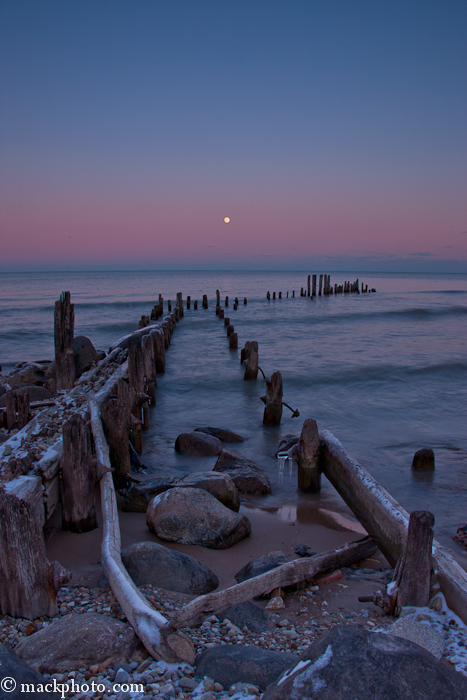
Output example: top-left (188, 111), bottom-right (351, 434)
top-left (0, 384), bottom-right (52, 409)
top-left (275, 434), bottom-right (299, 456)
top-left (412, 448), bottom-right (435, 470)
top-left (0, 643), bottom-right (61, 699)
top-left (219, 602), bottom-right (269, 633)
top-left (14, 613), bottom-right (138, 673)
top-left (175, 432), bottom-right (223, 456)
top-left (388, 618), bottom-right (445, 659)
top-left (146, 487), bottom-right (251, 549)
top-left (235, 551), bottom-right (289, 583)
top-left (214, 450), bottom-right (271, 495)
top-left (123, 471), bottom-right (240, 513)
top-left (195, 646), bottom-right (297, 690)
top-left (73, 336), bottom-right (98, 378)
top-left (121, 541), bottom-right (219, 594)
top-left (6, 363), bottom-right (48, 387)
top-left (262, 624), bottom-right (467, 700)
top-left (194, 427), bottom-right (245, 442)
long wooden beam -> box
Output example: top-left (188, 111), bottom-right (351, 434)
top-left (320, 429), bottom-right (467, 624)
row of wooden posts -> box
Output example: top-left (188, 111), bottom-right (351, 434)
top-left (267, 275), bottom-right (374, 300)
top-left (0, 290), bottom-right (185, 622)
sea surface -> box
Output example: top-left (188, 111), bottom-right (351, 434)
top-left (1, 270), bottom-right (466, 557)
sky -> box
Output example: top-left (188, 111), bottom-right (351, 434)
top-left (0, 0), bottom-right (466, 272)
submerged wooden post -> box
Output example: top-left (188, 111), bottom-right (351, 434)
top-left (216, 289), bottom-right (220, 306)
top-left (229, 332), bottom-right (238, 349)
top-left (396, 510), bottom-right (434, 608)
top-left (307, 275), bottom-right (311, 297)
top-left (279, 291), bottom-right (282, 299)
top-left (54, 291), bottom-right (75, 391)
top-left (292, 290), bottom-right (295, 297)
top-left (0, 479), bottom-right (71, 619)
top-left (242, 340), bottom-right (258, 380)
top-left (194, 300), bottom-right (198, 309)
top-left (224, 316), bottom-right (230, 326)
top-left (312, 274), bottom-right (316, 297)
top-left (61, 413), bottom-right (97, 532)
top-left (227, 325), bottom-right (234, 337)
top-left (187, 295), bottom-right (191, 309)
top-left (244, 297), bottom-right (247, 305)
top-left (318, 275), bottom-right (323, 296)
top-left (267, 291), bottom-right (270, 300)
top-left (273, 291), bottom-right (276, 299)
top-left (225, 296), bottom-right (229, 307)
top-left (261, 371), bottom-right (283, 426)
top-left (219, 309), bottom-right (224, 319)
top-left (297, 418), bottom-right (321, 492)
top-left (203, 294), bottom-right (208, 309)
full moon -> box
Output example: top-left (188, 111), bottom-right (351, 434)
top-left (224, 216), bottom-right (230, 223)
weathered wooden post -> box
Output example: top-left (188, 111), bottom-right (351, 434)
top-left (142, 333), bottom-right (157, 405)
top-left (318, 275), bottom-right (323, 296)
top-left (61, 413), bottom-right (97, 532)
top-left (224, 316), bottom-right (230, 326)
top-left (168, 300), bottom-right (172, 312)
top-left (225, 296), bottom-right (229, 307)
top-left (227, 324), bottom-right (234, 337)
top-left (396, 510), bottom-right (434, 608)
top-left (233, 302), bottom-right (238, 310)
top-left (297, 418), bottom-right (321, 492)
top-left (307, 275), bottom-right (311, 297)
top-left (151, 328), bottom-right (165, 373)
top-left (292, 290), bottom-right (295, 297)
top-left (219, 309), bottom-right (224, 319)
top-left (101, 397), bottom-right (131, 490)
top-left (54, 291), bottom-right (75, 390)
top-left (0, 480), bottom-right (71, 618)
top-left (286, 291), bottom-right (289, 297)
top-left (273, 291), bottom-right (276, 299)
top-left (187, 295), bottom-right (191, 309)
top-left (128, 336), bottom-right (147, 443)
top-left (242, 340), bottom-right (258, 380)
top-left (6, 390), bottom-right (16, 431)
top-left (229, 332), bottom-right (238, 349)
top-left (16, 391), bottom-right (30, 430)
top-left (267, 291), bottom-right (270, 300)
top-left (244, 297), bottom-right (247, 305)
top-left (300, 287), bottom-right (304, 296)
top-left (216, 289), bottom-right (220, 306)
top-left (261, 371), bottom-right (283, 426)
top-left (203, 294), bottom-right (208, 309)
top-left (194, 300), bottom-right (198, 309)
top-left (279, 291), bottom-right (282, 299)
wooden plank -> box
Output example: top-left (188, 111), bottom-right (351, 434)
top-left (4, 475), bottom-right (45, 529)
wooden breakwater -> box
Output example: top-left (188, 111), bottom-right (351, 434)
top-left (267, 273), bottom-right (375, 300)
top-left (0, 291), bottom-right (183, 626)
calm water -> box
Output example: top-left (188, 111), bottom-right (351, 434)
top-left (1, 270), bottom-right (466, 555)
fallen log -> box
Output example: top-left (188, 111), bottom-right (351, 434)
top-left (167, 536), bottom-right (377, 630)
top-left (87, 393), bottom-right (194, 664)
top-left (320, 429), bottom-right (467, 624)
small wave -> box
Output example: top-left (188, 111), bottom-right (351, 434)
top-left (290, 361), bottom-right (467, 388)
top-left (291, 305), bottom-right (467, 326)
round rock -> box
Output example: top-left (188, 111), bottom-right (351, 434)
top-left (412, 448), bottom-right (435, 470)
top-left (121, 541), bottom-right (219, 594)
top-left (146, 487), bottom-right (251, 549)
top-left (175, 432), bottom-right (223, 456)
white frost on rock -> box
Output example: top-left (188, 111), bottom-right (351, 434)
top-left (290, 644), bottom-right (333, 698)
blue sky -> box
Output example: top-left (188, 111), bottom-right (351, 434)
top-left (1, 0), bottom-right (466, 271)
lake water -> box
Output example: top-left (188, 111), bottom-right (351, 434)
top-left (1, 270), bottom-right (466, 556)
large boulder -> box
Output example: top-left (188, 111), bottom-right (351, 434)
top-left (262, 624), bottom-right (467, 700)
top-left (123, 471), bottom-right (240, 513)
top-left (121, 541), bottom-right (219, 594)
top-left (14, 613), bottom-right (138, 673)
top-left (73, 336), bottom-right (98, 378)
top-left (195, 646), bottom-right (297, 691)
top-left (218, 601), bottom-right (269, 633)
top-left (6, 363), bottom-right (49, 387)
top-left (235, 551), bottom-right (289, 583)
top-left (214, 450), bottom-right (271, 495)
top-left (194, 426), bottom-right (245, 442)
top-left (146, 487), bottom-right (251, 549)
top-left (175, 432), bottom-right (223, 456)
top-left (0, 643), bottom-right (61, 699)
top-left (0, 384), bottom-right (52, 408)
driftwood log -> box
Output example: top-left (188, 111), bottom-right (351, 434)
top-left (87, 394), bottom-right (194, 664)
top-left (320, 429), bottom-right (467, 624)
top-left (167, 536), bottom-right (377, 630)
top-left (54, 291), bottom-right (75, 391)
